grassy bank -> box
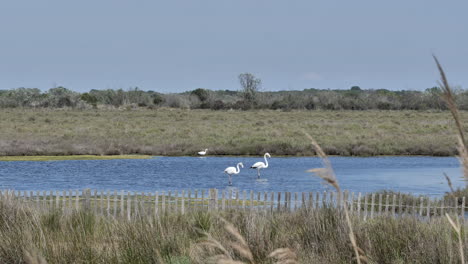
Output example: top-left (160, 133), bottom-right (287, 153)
top-left (0, 108), bottom-right (463, 156)
top-left (0, 199), bottom-right (464, 264)
top-left (0, 155), bottom-right (151, 161)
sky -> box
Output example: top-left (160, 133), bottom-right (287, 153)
top-left (0, 0), bottom-right (467, 93)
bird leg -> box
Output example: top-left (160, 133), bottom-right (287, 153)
top-left (228, 175), bottom-right (232, 186)
top-left (257, 169), bottom-right (260, 179)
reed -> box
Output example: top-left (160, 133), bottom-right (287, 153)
top-left (434, 55), bottom-right (468, 263)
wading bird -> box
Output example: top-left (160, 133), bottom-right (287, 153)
top-left (250, 153), bottom-right (271, 179)
top-left (198, 149), bottom-right (208, 156)
top-left (224, 162), bottom-right (244, 185)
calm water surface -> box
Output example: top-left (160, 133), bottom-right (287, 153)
top-left (0, 156), bottom-right (463, 196)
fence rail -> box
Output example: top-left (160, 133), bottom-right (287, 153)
top-left (0, 189), bottom-right (465, 221)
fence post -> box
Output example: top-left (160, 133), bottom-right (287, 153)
top-left (301, 192), bottom-right (307, 210)
top-left (167, 191), bottom-right (172, 213)
top-left (462, 197), bottom-right (466, 223)
top-left (120, 190), bottom-right (125, 217)
top-left (398, 194), bottom-right (403, 216)
top-left (228, 190), bottom-right (232, 209)
top-left (163, 191), bottom-right (167, 214)
top-left (309, 192), bottom-right (314, 210)
top-left (187, 190), bottom-right (192, 211)
top-left (127, 193), bottom-right (131, 221)
top-left (134, 192), bottom-right (139, 217)
top-left (370, 193), bottom-right (375, 218)
top-left (242, 191), bottom-right (247, 211)
top-left (392, 194), bottom-right (396, 218)
top-left (155, 191), bottom-right (159, 217)
top-left (55, 190), bottom-right (59, 209)
top-left (113, 190), bottom-right (118, 218)
top-left (419, 196), bottom-right (424, 217)
top-left (257, 192), bottom-right (261, 212)
top-left (322, 191), bottom-right (327, 208)
top-left (343, 191), bottom-right (349, 211)
top-left (350, 192), bottom-right (355, 213)
top-left (74, 190), bottom-right (79, 211)
top-left (201, 190), bottom-right (205, 211)
top-left (270, 192), bottom-right (275, 212)
top-left (284, 192), bottom-right (288, 210)
top-left (364, 194), bottom-right (368, 220)
top-left (181, 190), bottom-right (185, 214)
top-left (440, 199), bottom-right (444, 216)
top-left (249, 191), bottom-right (254, 212)
top-left (98, 190), bottom-right (103, 215)
top-left (426, 197), bottom-right (431, 219)
top-left (107, 190), bottom-right (111, 217)
top-left (294, 192), bottom-right (298, 211)
top-left (83, 189), bottom-right (90, 210)
top-left (277, 192), bottom-right (281, 211)
top-left (222, 190), bottom-right (226, 211)
top-left (357, 193), bottom-right (362, 218)
top-left (378, 193), bottom-right (383, 214)
top-left (455, 197), bottom-right (459, 217)
top-left (385, 195), bottom-right (390, 215)
top-left (61, 190), bottom-right (65, 209)
top-left (49, 190), bottom-right (53, 209)
top-left (90, 190), bottom-right (96, 214)
top-left (174, 190), bottom-right (178, 213)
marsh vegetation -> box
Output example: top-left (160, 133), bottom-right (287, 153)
top-left (0, 108), bottom-right (464, 157)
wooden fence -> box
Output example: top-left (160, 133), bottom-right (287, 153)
top-left (0, 189), bottom-right (465, 220)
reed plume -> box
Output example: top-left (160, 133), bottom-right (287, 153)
top-left (304, 131), bottom-right (367, 264)
top-left (434, 55), bottom-right (468, 183)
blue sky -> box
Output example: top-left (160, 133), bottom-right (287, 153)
top-left (0, 0), bottom-right (467, 92)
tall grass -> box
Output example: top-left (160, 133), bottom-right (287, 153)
top-left (0, 198), bottom-right (464, 263)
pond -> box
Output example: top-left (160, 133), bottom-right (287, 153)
top-left (0, 156), bottom-right (463, 197)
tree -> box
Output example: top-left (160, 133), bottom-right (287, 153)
top-left (238, 73), bottom-right (261, 104)
top-left (191, 88), bottom-right (210, 102)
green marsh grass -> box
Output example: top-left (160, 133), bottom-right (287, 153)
top-left (0, 108), bottom-right (464, 156)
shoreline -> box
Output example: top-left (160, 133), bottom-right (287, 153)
top-left (0, 154), bottom-right (457, 161)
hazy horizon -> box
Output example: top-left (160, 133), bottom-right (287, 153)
top-left (1, 0), bottom-right (467, 93)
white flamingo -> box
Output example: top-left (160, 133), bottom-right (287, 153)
top-left (250, 153), bottom-right (271, 179)
top-left (224, 162), bottom-right (244, 185)
top-left (198, 148), bottom-right (208, 156)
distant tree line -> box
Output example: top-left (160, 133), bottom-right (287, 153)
top-left (0, 77), bottom-right (466, 111)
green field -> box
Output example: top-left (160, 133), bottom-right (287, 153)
top-left (0, 108), bottom-right (463, 156)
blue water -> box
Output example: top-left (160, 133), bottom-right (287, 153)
top-left (0, 156), bottom-right (463, 196)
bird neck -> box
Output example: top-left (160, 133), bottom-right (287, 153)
top-left (264, 154), bottom-right (269, 167)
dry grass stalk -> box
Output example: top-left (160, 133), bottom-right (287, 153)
top-left (192, 217), bottom-right (254, 264)
top-left (192, 217), bottom-right (298, 264)
top-left (434, 55), bottom-right (468, 182)
top-left (304, 131), bottom-right (365, 264)
top-left (444, 173), bottom-right (455, 195)
top-left (24, 250), bottom-right (47, 264)
top-left (445, 213), bottom-right (465, 264)
top-left (268, 248), bottom-right (299, 264)
top-left (435, 56), bottom-right (468, 264)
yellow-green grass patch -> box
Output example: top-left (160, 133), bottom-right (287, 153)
top-left (0, 155), bottom-right (152, 161)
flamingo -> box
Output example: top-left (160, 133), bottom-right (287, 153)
top-left (198, 149), bottom-right (208, 156)
top-left (250, 153), bottom-right (271, 179)
top-left (224, 162), bottom-right (244, 185)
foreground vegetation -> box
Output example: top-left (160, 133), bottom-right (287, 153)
top-left (0, 108), bottom-right (463, 156)
top-left (0, 198), bottom-right (465, 264)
